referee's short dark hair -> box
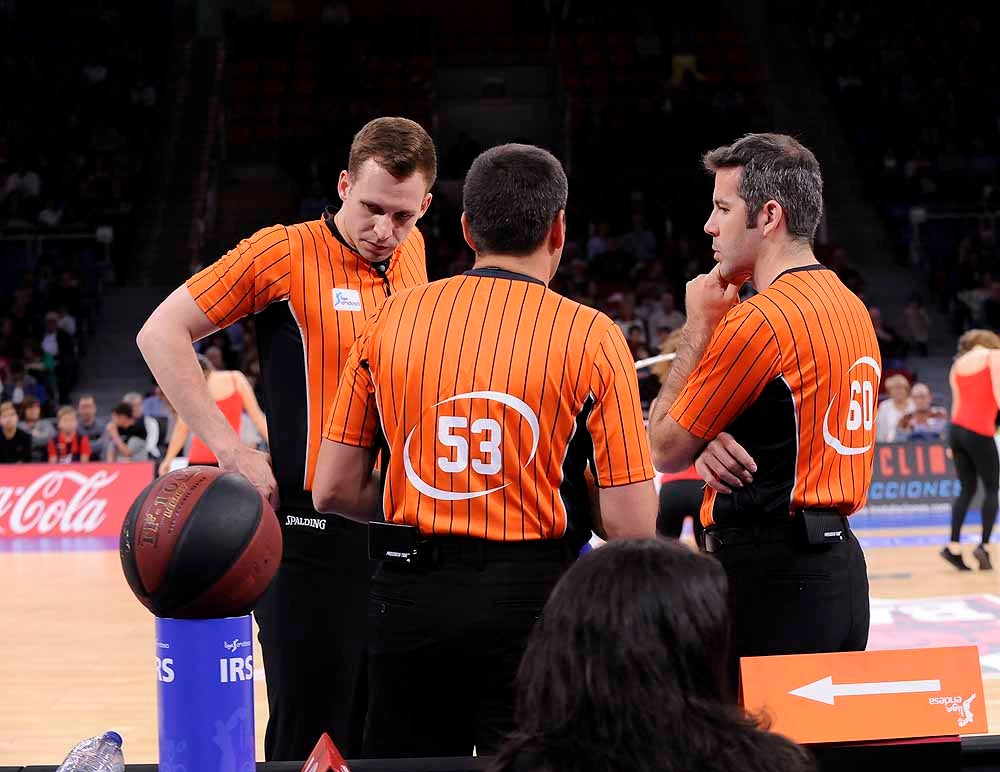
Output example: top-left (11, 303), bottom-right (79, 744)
top-left (703, 133), bottom-right (824, 243)
top-left (463, 143), bottom-right (568, 257)
top-left (349, 117), bottom-right (437, 191)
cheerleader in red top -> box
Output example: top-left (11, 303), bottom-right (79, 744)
top-left (943, 330), bottom-right (1000, 571)
top-left (158, 354), bottom-right (269, 476)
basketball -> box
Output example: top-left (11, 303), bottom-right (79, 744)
top-left (119, 466), bottom-right (282, 619)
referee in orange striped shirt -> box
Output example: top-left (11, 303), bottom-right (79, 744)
top-left (313, 143), bottom-right (656, 758)
top-left (648, 134), bottom-right (877, 680)
top-left (137, 117), bottom-right (435, 760)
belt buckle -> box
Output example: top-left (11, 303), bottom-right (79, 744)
top-left (704, 525), bottom-right (763, 552)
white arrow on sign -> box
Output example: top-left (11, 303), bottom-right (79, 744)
top-left (789, 676), bottom-right (941, 705)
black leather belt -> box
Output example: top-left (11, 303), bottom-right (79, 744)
top-left (703, 515), bottom-right (850, 553)
top-left (384, 535), bottom-right (577, 570)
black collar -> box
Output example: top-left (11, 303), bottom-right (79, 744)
top-left (463, 267), bottom-right (546, 286)
top-left (322, 206), bottom-right (356, 253)
top-left (772, 263), bottom-right (827, 283)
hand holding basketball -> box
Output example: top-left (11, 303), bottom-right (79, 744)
top-left (219, 444), bottom-right (280, 510)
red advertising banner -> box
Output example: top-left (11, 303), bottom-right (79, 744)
top-left (0, 462), bottom-right (153, 539)
top-left (865, 440), bottom-right (964, 507)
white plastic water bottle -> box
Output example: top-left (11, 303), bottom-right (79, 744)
top-left (55, 731), bottom-right (125, 772)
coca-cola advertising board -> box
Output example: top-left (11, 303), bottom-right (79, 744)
top-left (0, 463), bottom-right (153, 540)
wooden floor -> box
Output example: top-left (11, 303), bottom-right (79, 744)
top-left (1, 529), bottom-right (998, 766)
top-left (0, 548), bottom-right (269, 766)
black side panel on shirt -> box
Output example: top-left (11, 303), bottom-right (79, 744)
top-left (254, 300), bottom-right (311, 511)
top-left (559, 397), bottom-right (596, 552)
top-left (710, 377), bottom-right (797, 525)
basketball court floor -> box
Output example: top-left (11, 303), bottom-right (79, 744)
top-left (2, 508), bottom-right (998, 766)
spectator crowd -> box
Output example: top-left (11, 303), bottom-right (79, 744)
top-left (0, 1), bottom-right (165, 243)
top-left (4, 0), bottom-right (989, 466)
top-left (808, 2), bottom-right (1000, 339)
top-left (0, 0), bottom-right (171, 467)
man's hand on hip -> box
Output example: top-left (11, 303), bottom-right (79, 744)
top-left (695, 432), bottom-right (756, 495)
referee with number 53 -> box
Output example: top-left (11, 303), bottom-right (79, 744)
top-left (312, 143), bottom-right (657, 758)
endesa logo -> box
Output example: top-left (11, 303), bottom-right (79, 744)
top-left (403, 391), bottom-right (540, 501)
top-left (929, 693), bottom-right (977, 728)
top-left (333, 288), bottom-right (363, 312)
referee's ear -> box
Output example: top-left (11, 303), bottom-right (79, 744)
top-left (460, 212), bottom-right (478, 253)
top-left (547, 210), bottom-right (566, 280)
top-left (549, 209), bottom-right (566, 253)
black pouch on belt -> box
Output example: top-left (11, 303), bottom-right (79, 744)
top-left (798, 509), bottom-right (847, 546)
top-left (369, 521), bottom-right (423, 564)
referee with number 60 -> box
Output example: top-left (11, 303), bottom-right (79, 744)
top-left (648, 133), bottom-right (877, 686)
top-left (312, 143), bottom-right (657, 758)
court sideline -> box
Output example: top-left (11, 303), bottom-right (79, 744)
top-left (2, 528), bottom-right (998, 765)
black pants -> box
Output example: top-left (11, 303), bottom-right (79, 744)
top-left (364, 538), bottom-right (573, 758)
top-left (657, 479), bottom-right (706, 550)
top-left (949, 424), bottom-right (999, 544)
top-left (254, 514), bottom-right (370, 761)
top-left (710, 529), bottom-right (870, 689)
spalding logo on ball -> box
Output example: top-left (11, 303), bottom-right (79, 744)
top-left (120, 466), bottom-right (282, 619)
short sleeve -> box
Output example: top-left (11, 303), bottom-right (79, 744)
top-left (668, 302), bottom-right (782, 440)
top-left (585, 323), bottom-right (655, 487)
top-left (324, 335), bottom-right (378, 448)
top-left (185, 224), bottom-right (292, 328)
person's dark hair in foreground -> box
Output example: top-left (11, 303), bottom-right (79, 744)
top-left (490, 539), bottom-right (816, 772)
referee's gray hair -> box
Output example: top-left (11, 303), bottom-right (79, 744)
top-left (703, 133), bottom-right (823, 243)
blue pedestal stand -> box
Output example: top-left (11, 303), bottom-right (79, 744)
top-left (155, 615), bottom-right (256, 772)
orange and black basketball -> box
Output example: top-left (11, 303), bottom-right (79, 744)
top-left (119, 466), bottom-right (282, 619)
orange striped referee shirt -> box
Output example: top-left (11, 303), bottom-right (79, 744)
top-left (324, 267), bottom-right (654, 544)
top-left (668, 265), bottom-right (881, 527)
top-left (186, 213), bottom-right (427, 511)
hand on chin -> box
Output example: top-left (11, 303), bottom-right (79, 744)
top-left (719, 262), bottom-right (751, 287)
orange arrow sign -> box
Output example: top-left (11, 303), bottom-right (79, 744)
top-left (741, 646), bottom-right (986, 744)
